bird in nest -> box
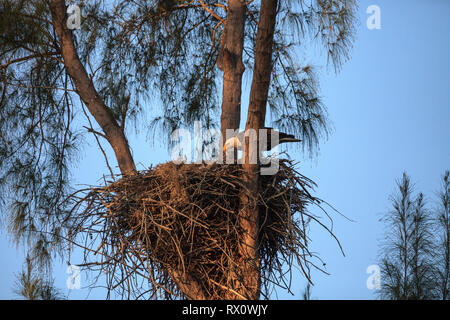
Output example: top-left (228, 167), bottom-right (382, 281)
top-left (222, 127), bottom-right (301, 152)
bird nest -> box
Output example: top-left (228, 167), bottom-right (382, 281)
top-left (65, 159), bottom-right (340, 299)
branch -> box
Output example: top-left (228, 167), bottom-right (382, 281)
top-left (197, 0), bottom-right (224, 22)
top-left (82, 126), bottom-right (107, 140)
top-left (49, 0), bottom-right (136, 176)
top-left (0, 51), bottom-right (59, 70)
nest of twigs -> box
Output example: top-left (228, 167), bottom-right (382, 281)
top-left (66, 159), bottom-right (339, 299)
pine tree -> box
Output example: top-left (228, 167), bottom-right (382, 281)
top-left (302, 282), bottom-right (312, 300)
top-left (13, 254), bottom-right (65, 300)
top-left (435, 171), bottom-right (450, 300)
top-left (1, 0), bottom-right (358, 299)
top-left (378, 173), bottom-right (436, 299)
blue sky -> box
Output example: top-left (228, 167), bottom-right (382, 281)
top-left (1, 0), bottom-right (449, 299)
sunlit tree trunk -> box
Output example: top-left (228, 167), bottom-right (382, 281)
top-left (238, 0), bottom-right (278, 300)
top-left (219, 0), bottom-right (246, 140)
top-left (217, 0), bottom-right (247, 298)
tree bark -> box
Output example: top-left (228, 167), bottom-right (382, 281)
top-left (239, 0), bottom-right (278, 300)
top-left (246, 0), bottom-right (277, 131)
top-left (169, 269), bottom-right (206, 300)
top-left (49, 0), bottom-right (136, 176)
top-left (218, 0), bottom-right (246, 149)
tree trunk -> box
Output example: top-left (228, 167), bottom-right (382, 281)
top-left (169, 269), bottom-right (206, 300)
top-left (246, 0), bottom-right (277, 130)
top-left (218, 0), bottom-right (246, 158)
top-left (238, 0), bottom-right (278, 300)
top-left (49, 0), bottom-right (136, 176)
top-left (217, 1), bottom-right (249, 299)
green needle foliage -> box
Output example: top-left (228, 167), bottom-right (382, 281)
top-left (378, 173), bottom-right (436, 299)
top-left (14, 253), bottom-right (65, 300)
top-left (378, 171), bottom-right (450, 300)
top-left (0, 0), bottom-right (78, 269)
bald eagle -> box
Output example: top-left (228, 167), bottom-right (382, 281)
top-left (223, 128), bottom-right (301, 152)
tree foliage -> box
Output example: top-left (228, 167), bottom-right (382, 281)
top-left (435, 171), bottom-right (450, 299)
top-left (0, 0), bottom-right (78, 265)
top-left (378, 171), bottom-right (450, 300)
top-left (13, 253), bottom-right (65, 300)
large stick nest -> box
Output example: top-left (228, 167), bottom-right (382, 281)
top-left (66, 159), bottom-right (340, 299)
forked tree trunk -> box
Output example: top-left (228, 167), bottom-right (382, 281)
top-left (51, 0), bottom-right (278, 300)
top-left (239, 0), bottom-right (279, 300)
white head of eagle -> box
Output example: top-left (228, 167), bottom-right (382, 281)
top-left (222, 128), bottom-right (301, 152)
